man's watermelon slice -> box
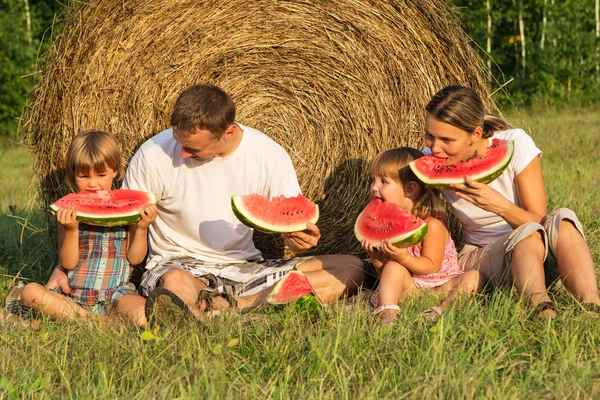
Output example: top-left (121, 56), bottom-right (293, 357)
top-left (50, 189), bottom-right (158, 227)
top-left (267, 270), bottom-right (323, 305)
top-left (354, 198), bottom-right (428, 247)
top-left (409, 138), bottom-right (514, 189)
top-left (231, 194), bottom-right (319, 233)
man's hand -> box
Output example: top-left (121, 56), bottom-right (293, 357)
top-left (284, 222), bottom-right (321, 255)
top-left (46, 266), bottom-right (70, 294)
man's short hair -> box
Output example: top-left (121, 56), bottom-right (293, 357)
top-left (170, 83), bottom-right (236, 138)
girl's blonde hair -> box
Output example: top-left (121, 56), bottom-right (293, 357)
top-left (369, 147), bottom-right (446, 220)
top-left (425, 85), bottom-right (513, 138)
top-left (65, 130), bottom-right (124, 191)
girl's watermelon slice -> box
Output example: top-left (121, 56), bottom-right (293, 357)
top-left (50, 189), bottom-right (158, 227)
top-left (231, 194), bottom-right (319, 233)
top-left (354, 198), bottom-right (428, 247)
top-left (267, 270), bottom-right (323, 305)
top-left (409, 138), bottom-right (514, 189)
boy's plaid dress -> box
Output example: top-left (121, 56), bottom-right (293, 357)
top-left (68, 223), bottom-right (133, 306)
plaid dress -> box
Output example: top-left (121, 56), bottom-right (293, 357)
top-left (67, 223), bottom-right (133, 306)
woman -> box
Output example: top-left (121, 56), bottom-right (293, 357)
top-left (422, 85), bottom-right (600, 318)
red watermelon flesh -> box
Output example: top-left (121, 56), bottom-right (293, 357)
top-left (354, 198), bottom-right (428, 247)
top-left (231, 194), bottom-right (319, 233)
top-left (267, 270), bottom-right (322, 305)
top-left (50, 189), bottom-right (158, 227)
top-left (409, 138), bottom-right (514, 189)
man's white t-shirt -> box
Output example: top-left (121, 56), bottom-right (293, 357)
top-left (424, 128), bottom-right (542, 246)
top-left (123, 124), bottom-right (301, 266)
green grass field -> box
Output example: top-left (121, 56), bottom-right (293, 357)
top-left (1, 108), bottom-right (599, 399)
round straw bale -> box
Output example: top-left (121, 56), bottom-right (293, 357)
top-left (23, 0), bottom-right (492, 258)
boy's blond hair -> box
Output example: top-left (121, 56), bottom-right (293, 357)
top-left (369, 147), bottom-right (446, 220)
top-left (65, 130), bottom-right (124, 191)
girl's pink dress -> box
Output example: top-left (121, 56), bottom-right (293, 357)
top-left (370, 234), bottom-right (463, 308)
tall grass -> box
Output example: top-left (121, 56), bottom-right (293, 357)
top-left (1, 108), bottom-right (599, 399)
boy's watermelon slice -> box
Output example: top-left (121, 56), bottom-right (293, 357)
top-left (409, 138), bottom-right (514, 189)
top-left (267, 270), bottom-right (323, 305)
top-left (50, 189), bottom-right (158, 227)
top-left (354, 198), bottom-right (428, 247)
top-left (231, 194), bottom-right (319, 233)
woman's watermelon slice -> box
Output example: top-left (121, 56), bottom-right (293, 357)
top-left (231, 194), bottom-right (319, 233)
top-left (409, 138), bottom-right (514, 189)
top-left (354, 198), bottom-right (428, 247)
top-left (50, 189), bottom-right (158, 227)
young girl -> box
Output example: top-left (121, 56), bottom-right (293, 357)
top-left (20, 130), bottom-right (156, 327)
top-left (362, 147), bottom-right (483, 323)
top-left (422, 85), bottom-right (600, 318)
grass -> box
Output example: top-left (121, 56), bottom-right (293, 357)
top-left (1, 107), bottom-right (600, 399)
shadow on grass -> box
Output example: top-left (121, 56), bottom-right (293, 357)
top-left (0, 207), bottom-right (56, 291)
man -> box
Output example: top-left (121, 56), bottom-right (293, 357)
top-left (48, 83), bottom-right (364, 322)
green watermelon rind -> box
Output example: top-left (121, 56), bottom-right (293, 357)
top-left (50, 192), bottom-right (159, 227)
top-left (231, 195), bottom-right (319, 234)
top-left (354, 214), bottom-right (429, 247)
top-left (410, 140), bottom-right (515, 190)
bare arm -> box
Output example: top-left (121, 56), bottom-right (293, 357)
top-left (451, 155), bottom-right (546, 228)
top-left (381, 218), bottom-right (447, 275)
top-left (56, 208), bottom-right (80, 270)
top-left (127, 204), bottom-right (157, 265)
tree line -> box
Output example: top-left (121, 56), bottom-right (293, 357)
top-left (1, 0), bottom-right (599, 137)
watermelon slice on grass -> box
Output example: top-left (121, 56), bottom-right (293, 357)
top-left (50, 189), bottom-right (158, 227)
top-left (409, 138), bottom-right (514, 189)
top-left (354, 198), bottom-right (428, 247)
top-left (267, 270), bottom-right (323, 306)
top-left (231, 194), bottom-right (319, 233)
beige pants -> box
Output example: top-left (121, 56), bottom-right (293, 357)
top-left (458, 208), bottom-right (585, 288)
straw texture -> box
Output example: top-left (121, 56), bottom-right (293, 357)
top-left (23, 0), bottom-right (491, 257)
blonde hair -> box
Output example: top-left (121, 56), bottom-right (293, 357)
top-left (369, 147), bottom-right (446, 220)
top-left (425, 85), bottom-right (513, 138)
top-left (65, 130), bottom-right (124, 191)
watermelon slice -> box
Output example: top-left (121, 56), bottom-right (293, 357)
top-left (409, 138), bottom-right (514, 189)
top-left (50, 189), bottom-right (158, 227)
top-left (354, 198), bottom-right (428, 247)
top-left (231, 194), bottom-right (319, 233)
top-left (267, 270), bottom-right (323, 305)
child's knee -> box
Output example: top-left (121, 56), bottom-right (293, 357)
top-left (461, 270), bottom-right (485, 293)
top-left (21, 283), bottom-right (45, 306)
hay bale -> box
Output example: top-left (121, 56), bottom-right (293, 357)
top-left (23, 0), bottom-right (492, 258)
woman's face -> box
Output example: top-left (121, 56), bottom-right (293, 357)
top-left (423, 114), bottom-right (481, 163)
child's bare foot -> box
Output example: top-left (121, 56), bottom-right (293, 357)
top-left (532, 301), bottom-right (557, 320)
top-left (374, 304), bottom-right (399, 325)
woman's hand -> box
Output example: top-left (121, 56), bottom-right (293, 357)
top-left (284, 222), bottom-right (321, 254)
top-left (55, 208), bottom-right (79, 231)
top-left (451, 176), bottom-right (512, 214)
top-left (137, 204), bottom-right (158, 229)
top-left (380, 240), bottom-right (409, 264)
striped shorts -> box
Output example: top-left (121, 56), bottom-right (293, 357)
top-left (139, 256), bottom-right (315, 297)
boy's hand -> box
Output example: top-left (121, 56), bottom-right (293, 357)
top-left (46, 267), bottom-right (70, 294)
top-left (55, 208), bottom-right (79, 231)
top-left (381, 240), bottom-right (409, 263)
top-left (284, 222), bottom-right (320, 254)
top-left (137, 204), bottom-right (158, 229)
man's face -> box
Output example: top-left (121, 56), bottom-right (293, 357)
top-left (173, 128), bottom-right (227, 162)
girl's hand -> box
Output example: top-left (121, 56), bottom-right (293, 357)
top-left (381, 240), bottom-right (409, 263)
top-left (55, 208), bottom-right (79, 231)
top-left (137, 204), bottom-right (158, 229)
top-left (284, 222), bottom-right (320, 254)
top-left (451, 176), bottom-right (512, 214)
top-left (361, 239), bottom-right (389, 264)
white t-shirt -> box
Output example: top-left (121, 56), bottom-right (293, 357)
top-left (424, 128), bottom-right (542, 246)
top-left (123, 124), bottom-right (301, 266)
